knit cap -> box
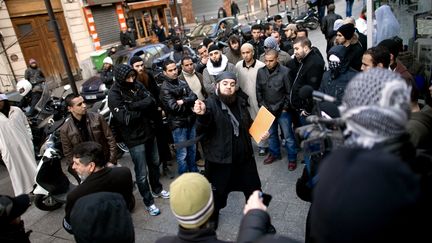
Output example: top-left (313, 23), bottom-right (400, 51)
top-left (170, 173), bottom-right (214, 229)
top-left (215, 71), bottom-right (237, 83)
top-left (208, 44), bottom-right (220, 54)
top-left (264, 36), bottom-right (280, 52)
top-left (339, 68), bottom-right (411, 148)
top-left (129, 56), bottom-right (143, 66)
top-left (103, 57), bottom-right (113, 65)
top-left (337, 23), bottom-right (355, 40)
top-left (333, 19), bottom-right (344, 31)
top-left (114, 64), bottom-right (136, 84)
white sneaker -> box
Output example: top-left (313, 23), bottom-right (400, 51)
top-left (146, 204), bottom-right (161, 216)
top-left (152, 190), bottom-right (170, 199)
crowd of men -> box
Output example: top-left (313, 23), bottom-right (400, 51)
top-left (2, 2), bottom-right (432, 242)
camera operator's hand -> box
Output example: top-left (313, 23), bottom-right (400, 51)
top-left (243, 190), bottom-right (267, 215)
top-left (300, 109), bottom-right (311, 117)
top-left (193, 100), bottom-right (206, 115)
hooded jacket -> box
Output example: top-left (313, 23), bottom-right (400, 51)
top-left (108, 64), bottom-right (159, 148)
top-left (319, 45), bottom-right (358, 104)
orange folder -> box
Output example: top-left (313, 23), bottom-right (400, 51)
top-left (249, 106), bottom-right (275, 144)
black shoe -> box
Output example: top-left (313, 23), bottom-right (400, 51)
top-left (267, 223), bottom-right (276, 234)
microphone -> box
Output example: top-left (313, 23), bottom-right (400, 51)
top-left (306, 115), bottom-right (345, 126)
top-left (299, 85), bottom-right (336, 103)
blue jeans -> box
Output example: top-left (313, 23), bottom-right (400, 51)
top-left (268, 111), bottom-right (297, 162)
top-left (346, 0), bottom-right (354, 17)
top-left (172, 126), bottom-right (198, 174)
top-left (129, 138), bottom-right (162, 207)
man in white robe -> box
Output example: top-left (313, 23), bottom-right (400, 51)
top-left (0, 93), bottom-right (36, 195)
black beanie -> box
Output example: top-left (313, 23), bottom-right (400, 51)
top-left (114, 64), bottom-right (136, 83)
top-left (129, 56), bottom-right (143, 66)
top-left (208, 44), bottom-right (220, 54)
top-left (215, 71), bottom-right (237, 83)
top-left (337, 23), bottom-right (355, 40)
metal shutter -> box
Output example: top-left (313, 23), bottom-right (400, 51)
top-left (91, 5), bottom-right (120, 47)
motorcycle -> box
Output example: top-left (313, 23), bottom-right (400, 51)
top-left (290, 1), bottom-right (320, 30)
top-left (33, 117), bottom-right (76, 211)
top-left (26, 84), bottom-right (70, 158)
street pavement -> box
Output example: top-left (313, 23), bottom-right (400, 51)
top-left (0, 0), bottom-right (364, 242)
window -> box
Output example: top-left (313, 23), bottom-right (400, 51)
top-left (18, 24), bottom-right (32, 37)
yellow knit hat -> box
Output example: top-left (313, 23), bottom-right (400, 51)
top-left (169, 173), bottom-right (214, 229)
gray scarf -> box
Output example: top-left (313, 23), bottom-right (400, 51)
top-left (221, 102), bottom-right (239, 137)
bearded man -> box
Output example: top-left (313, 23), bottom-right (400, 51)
top-left (202, 45), bottom-right (236, 94)
top-left (224, 35), bottom-right (243, 65)
top-left (194, 71), bottom-right (267, 230)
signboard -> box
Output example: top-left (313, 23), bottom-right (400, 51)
top-left (84, 0), bottom-right (122, 6)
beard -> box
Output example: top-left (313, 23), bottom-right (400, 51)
top-left (230, 46), bottom-right (241, 56)
top-left (210, 57), bottom-right (222, 67)
top-left (218, 90), bottom-right (237, 105)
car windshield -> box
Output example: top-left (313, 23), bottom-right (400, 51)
top-left (191, 23), bottom-right (216, 37)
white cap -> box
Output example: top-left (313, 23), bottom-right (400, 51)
top-left (103, 57), bottom-right (113, 65)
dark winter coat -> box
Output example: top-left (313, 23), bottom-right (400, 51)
top-left (288, 48), bottom-right (325, 112)
top-left (108, 65), bottom-right (159, 148)
top-left (63, 167), bottom-right (134, 233)
top-left (100, 68), bottom-right (114, 89)
top-left (160, 75), bottom-right (197, 130)
top-left (407, 105), bottom-right (432, 155)
top-left (345, 42), bottom-right (364, 71)
top-left (321, 12), bottom-right (342, 38)
top-left (320, 68), bottom-right (357, 105)
top-left (196, 92), bottom-right (261, 195)
top-left (60, 112), bottom-right (117, 165)
top-left (24, 67), bottom-right (45, 85)
top-left (156, 227), bottom-right (231, 243)
top-left (196, 93), bottom-right (253, 165)
top-left (256, 64), bottom-right (291, 117)
top-left (247, 39), bottom-right (265, 60)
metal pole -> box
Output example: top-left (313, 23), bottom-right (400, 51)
top-left (0, 33), bottom-right (17, 83)
top-left (366, 0), bottom-right (373, 48)
top-left (43, 0), bottom-right (78, 95)
top-left (266, 0), bottom-right (269, 16)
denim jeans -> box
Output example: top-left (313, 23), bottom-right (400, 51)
top-left (172, 126), bottom-right (198, 174)
top-left (268, 111), bottom-right (297, 161)
top-left (129, 138), bottom-right (162, 207)
top-left (346, 0), bottom-right (354, 17)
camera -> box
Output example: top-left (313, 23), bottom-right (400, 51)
top-left (295, 118), bottom-right (344, 156)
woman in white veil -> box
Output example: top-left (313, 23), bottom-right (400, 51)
top-left (374, 5), bottom-right (400, 45)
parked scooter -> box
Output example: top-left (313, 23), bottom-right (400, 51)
top-left (33, 118), bottom-right (76, 211)
top-left (291, 1), bottom-right (320, 30)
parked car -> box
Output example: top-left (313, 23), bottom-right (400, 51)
top-left (80, 76), bottom-right (106, 104)
top-left (112, 43), bottom-right (171, 69)
top-left (113, 43), bottom-right (197, 81)
top-left (185, 17), bottom-right (239, 49)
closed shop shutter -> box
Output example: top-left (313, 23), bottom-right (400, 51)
top-left (91, 4), bottom-right (120, 46)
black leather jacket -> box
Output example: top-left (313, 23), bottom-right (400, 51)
top-left (159, 75), bottom-right (197, 130)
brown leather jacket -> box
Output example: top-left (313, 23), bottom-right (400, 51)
top-left (60, 112), bottom-right (117, 164)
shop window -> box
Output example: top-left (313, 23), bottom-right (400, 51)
top-left (18, 24), bottom-right (32, 37)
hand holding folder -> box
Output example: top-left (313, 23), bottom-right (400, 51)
top-left (249, 106), bottom-right (275, 144)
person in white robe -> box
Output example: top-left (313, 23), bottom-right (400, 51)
top-left (0, 93), bottom-right (37, 195)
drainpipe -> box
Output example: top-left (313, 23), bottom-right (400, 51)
top-left (0, 32), bottom-right (17, 83)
